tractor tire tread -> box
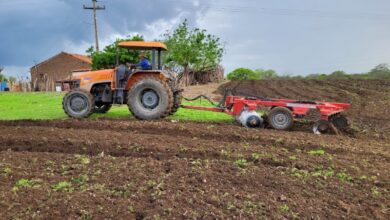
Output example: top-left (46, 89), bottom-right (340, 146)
top-left (62, 89), bottom-right (95, 118)
top-left (267, 106), bottom-right (294, 130)
top-left (127, 76), bottom-right (173, 120)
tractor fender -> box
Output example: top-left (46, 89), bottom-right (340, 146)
top-left (126, 70), bottom-right (174, 90)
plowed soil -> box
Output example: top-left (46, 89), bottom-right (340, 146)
top-left (0, 118), bottom-right (389, 219)
top-left (218, 79), bottom-right (390, 136)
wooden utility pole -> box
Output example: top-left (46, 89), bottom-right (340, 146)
top-left (83, 0), bottom-right (105, 52)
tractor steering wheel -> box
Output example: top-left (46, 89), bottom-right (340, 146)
top-left (126, 63), bottom-right (136, 69)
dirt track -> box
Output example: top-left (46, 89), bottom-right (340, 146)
top-left (0, 118), bottom-right (389, 219)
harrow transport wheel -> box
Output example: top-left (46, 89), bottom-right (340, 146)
top-left (63, 89), bottom-right (94, 118)
top-left (313, 120), bottom-right (330, 134)
top-left (127, 76), bottom-right (173, 120)
top-left (268, 107), bottom-right (294, 131)
top-left (94, 104), bottom-right (112, 114)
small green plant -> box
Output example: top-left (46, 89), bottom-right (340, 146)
top-left (12, 178), bottom-right (35, 192)
top-left (244, 200), bottom-right (257, 210)
top-left (359, 175), bottom-right (368, 180)
top-left (3, 167), bottom-right (12, 175)
top-left (279, 204), bottom-right (290, 213)
top-left (80, 210), bottom-right (93, 220)
top-left (241, 143), bottom-right (250, 149)
top-left (251, 153), bottom-right (263, 161)
top-left (221, 150), bottom-right (230, 158)
top-left (323, 168), bottom-right (334, 178)
top-left (127, 205), bottom-right (135, 213)
top-left (75, 155), bottom-right (91, 165)
top-left (147, 180), bottom-right (158, 189)
top-left (290, 168), bottom-right (309, 179)
top-left (234, 159), bottom-right (248, 168)
top-left (307, 149), bottom-right (325, 156)
top-left (311, 170), bottom-right (322, 177)
top-left (337, 172), bottom-right (353, 183)
top-left (72, 175), bottom-right (89, 185)
top-left (371, 187), bottom-right (381, 198)
top-left (289, 156), bottom-right (297, 161)
top-left (227, 203), bottom-right (237, 211)
top-left (52, 181), bottom-right (72, 192)
top-left (190, 159), bottom-right (203, 167)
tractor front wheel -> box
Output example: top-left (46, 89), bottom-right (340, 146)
top-left (267, 107), bottom-right (294, 130)
top-left (63, 89), bottom-right (94, 118)
top-left (127, 76), bottom-right (173, 120)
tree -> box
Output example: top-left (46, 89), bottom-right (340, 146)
top-left (329, 70), bottom-right (350, 79)
top-left (254, 69), bottom-right (278, 79)
top-left (88, 35), bottom-right (145, 70)
top-left (0, 67), bottom-right (6, 82)
top-left (0, 74), bottom-right (8, 82)
top-left (227, 68), bottom-right (279, 80)
top-left (368, 63), bottom-right (390, 79)
top-left (8, 76), bottom-right (17, 87)
top-left (227, 68), bottom-right (259, 80)
top-left (163, 20), bottom-right (224, 86)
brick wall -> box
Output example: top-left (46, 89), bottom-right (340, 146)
top-left (30, 52), bottom-right (91, 91)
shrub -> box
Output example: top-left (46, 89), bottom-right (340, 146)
top-left (227, 68), bottom-right (258, 80)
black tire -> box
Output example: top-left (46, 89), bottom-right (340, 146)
top-left (170, 91), bottom-right (182, 115)
top-left (94, 104), bottom-right (112, 114)
top-left (330, 114), bottom-right (348, 130)
top-left (63, 89), bottom-right (94, 118)
top-left (267, 107), bottom-right (294, 130)
top-left (127, 76), bottom-right (173, 120)
top-left (313, 120), bottom-right (330, 134)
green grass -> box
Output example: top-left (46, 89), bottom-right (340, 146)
top-left (0, 92), bottom-right (233, 122)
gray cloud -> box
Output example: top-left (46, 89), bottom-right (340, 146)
top-left (0, 0), bottom-right (203, 76)
top-left (1, 0), bottom-right (390, 77)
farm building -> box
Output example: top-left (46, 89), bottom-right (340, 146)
top-left (30, 52), bottom-right (92, 91)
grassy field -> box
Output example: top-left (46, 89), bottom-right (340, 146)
top-left (0, 92), bottom-right (233, 122)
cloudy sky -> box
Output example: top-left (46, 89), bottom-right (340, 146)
top-left (1, 0), bottom-right (390, 78)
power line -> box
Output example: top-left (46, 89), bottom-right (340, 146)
top-left (83, 0), bottom-right (105, 52)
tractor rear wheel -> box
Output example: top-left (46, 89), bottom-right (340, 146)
top-left (127, 76), bottom-right (173, 120)
top-left (267, 107), bottom-right (294, 130)
top-left (63, 89), bottom-right (94, 118)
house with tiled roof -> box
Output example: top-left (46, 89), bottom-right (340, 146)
top-left (30, 52), bottom-right (92, 91)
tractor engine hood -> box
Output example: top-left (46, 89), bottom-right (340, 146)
top-left (70, 69), bottom-right (115, 89)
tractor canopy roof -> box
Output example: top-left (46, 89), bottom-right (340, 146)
top-left (118, 41), bottom-right (167, 51)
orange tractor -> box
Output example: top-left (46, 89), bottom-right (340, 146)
top-left (62, 41), bottom-right (181, 120)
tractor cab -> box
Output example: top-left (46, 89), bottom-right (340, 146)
top-left (113, 41), bottom-right (172, 104)
top-left (117, 41), bottom-right (167, 71)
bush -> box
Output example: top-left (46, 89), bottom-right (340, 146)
top-left (254, 69), bottom-right (278, 79)
top-left (227, 68), bottom-right (258, 80)
top-left (367, 64), bottom-right (390, 79)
